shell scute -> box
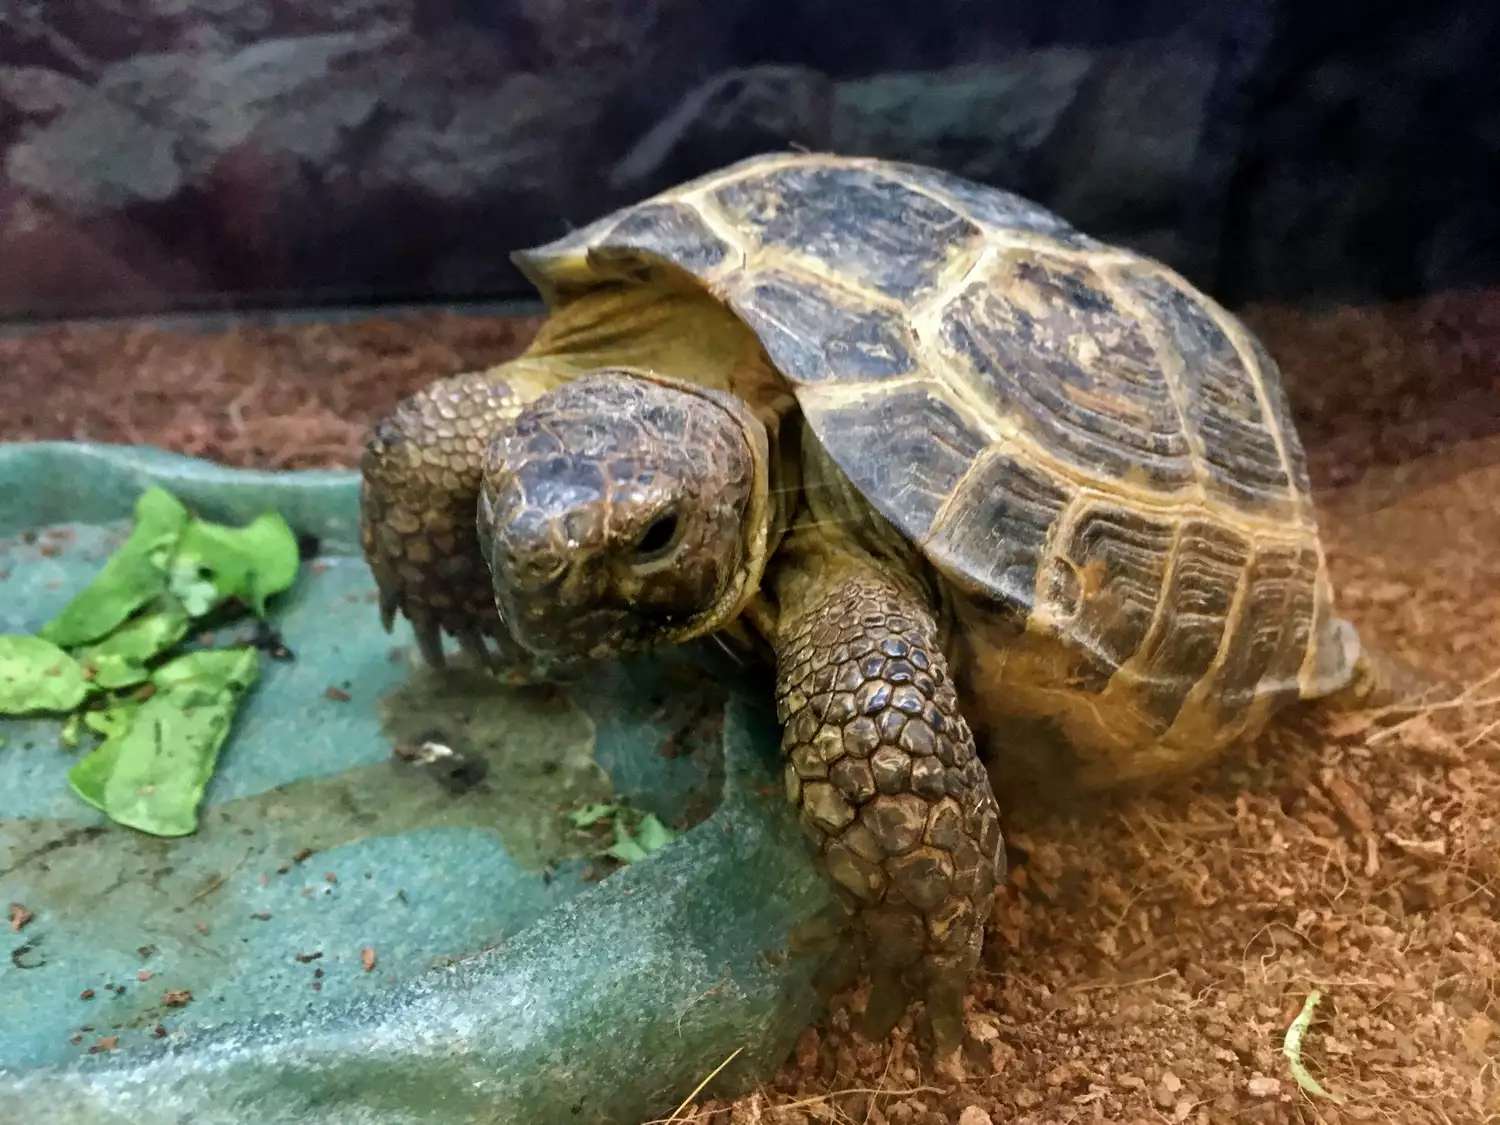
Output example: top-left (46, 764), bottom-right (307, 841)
top-left (1045, 503), bottom-right (1177, 687)
top-left (1131, 519), bottom-right (1250, 725)
top-left (711, 164), bottom-right (983, 303)
top-left (603, 201), bottom-right (734, 276)
top-left (800, 384), bottom-right (988, 537)
top-left (937, 257), bottom-right (1196, 495)
top-left (882, 160), bottom-right (1101, 248)
top-left (1126, 268), bottom-right (1297, 518)
top-left (1214, 543), bottom-right (1320, 724)
top-left (726, 270), bottom-right (920, 385)
top-left (923, 451), bottom-right (1072, 608)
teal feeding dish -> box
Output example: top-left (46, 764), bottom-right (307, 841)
top-left (0, 442), bottom-right (838, 1125)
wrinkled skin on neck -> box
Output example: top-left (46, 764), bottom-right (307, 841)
top-left (477, 370), bottom-right (773, 663)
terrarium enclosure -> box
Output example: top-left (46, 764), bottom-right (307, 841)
top-left (0, 0), bottom-right (1496, 320)
top-left (1, 1), bottom-right (1499, 1124)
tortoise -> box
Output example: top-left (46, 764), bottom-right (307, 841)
top-left (359, 152), bottom-right (1401, 1058)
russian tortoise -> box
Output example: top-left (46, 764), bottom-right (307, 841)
top-left (359, 152), bottom-right (1395, 1057)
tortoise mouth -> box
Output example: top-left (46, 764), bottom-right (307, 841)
top-left (478, 369), bottom-right (776, 662)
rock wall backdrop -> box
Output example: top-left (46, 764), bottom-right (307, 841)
top-left (0, 0), bottom-right (1495, 319)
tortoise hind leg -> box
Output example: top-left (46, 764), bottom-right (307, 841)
top-left (1310, 618), bottom-right (1431, 712)
top-left (770, 554), bottom-right (1004, 1060)
top-left (360, 363), bottom-right (562, 677)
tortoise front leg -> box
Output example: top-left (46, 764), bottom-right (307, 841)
top-left (772, 560), bottom-right (1004, 1058)
top-left (360, 363), bottom-right (562, 678)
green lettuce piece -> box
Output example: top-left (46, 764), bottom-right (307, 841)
top-left (568, 802), bottom-right (619, 828)
top-left (605, 811), bottom-right (679, 864)
top-left (170, 512), bottom-right (301, 618)
top-left (83, 703), bottom-right (140, 740)
top-left (633, 813), bottom-right (679, 855)
top-left (77, 603), bottom-right (193, 690)
top-left (67, 648), bottom-right (260, 837)
top-left (38, 488), bottom-right (189, 647)
top-left (0, 635), bottom-right (95, 715)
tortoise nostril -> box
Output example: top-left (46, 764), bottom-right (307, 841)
top-left (505, 546), bottom-right (568, 588)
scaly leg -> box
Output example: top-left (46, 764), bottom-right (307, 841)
top-left (1315, 618), bottom-right (1432, 712)
top-left (1339, 646), bottom-right (1432, 710)
top-left (360, 363), bottom-right (562, 678)
top-left (772, 554), bottom-right (1004, 1058)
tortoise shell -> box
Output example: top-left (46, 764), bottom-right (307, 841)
top-left (512, 153), bottom-right (1356, 783)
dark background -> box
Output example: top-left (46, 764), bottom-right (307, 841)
top-left (1, 0), bottom-right (1495, 320)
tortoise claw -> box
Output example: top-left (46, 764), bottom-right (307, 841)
top-left (860, 958), bottom-right (967, 1058)
top-left (457, 629), bottom-right (495, 669)
top-left (412, 615), bottom-right (448, 669)
top-left (377, 584), bottom-right (401, 633)
top-left (916, 968), bottom-right (968, 1061)
top-left (860, 972), bottom-right (912, 1043)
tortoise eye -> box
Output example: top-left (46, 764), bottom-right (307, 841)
top-left (634, 512), bottom-right (680, 560)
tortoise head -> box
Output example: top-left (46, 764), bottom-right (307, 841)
top-left (478, 370), bottom-right (773, 663)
